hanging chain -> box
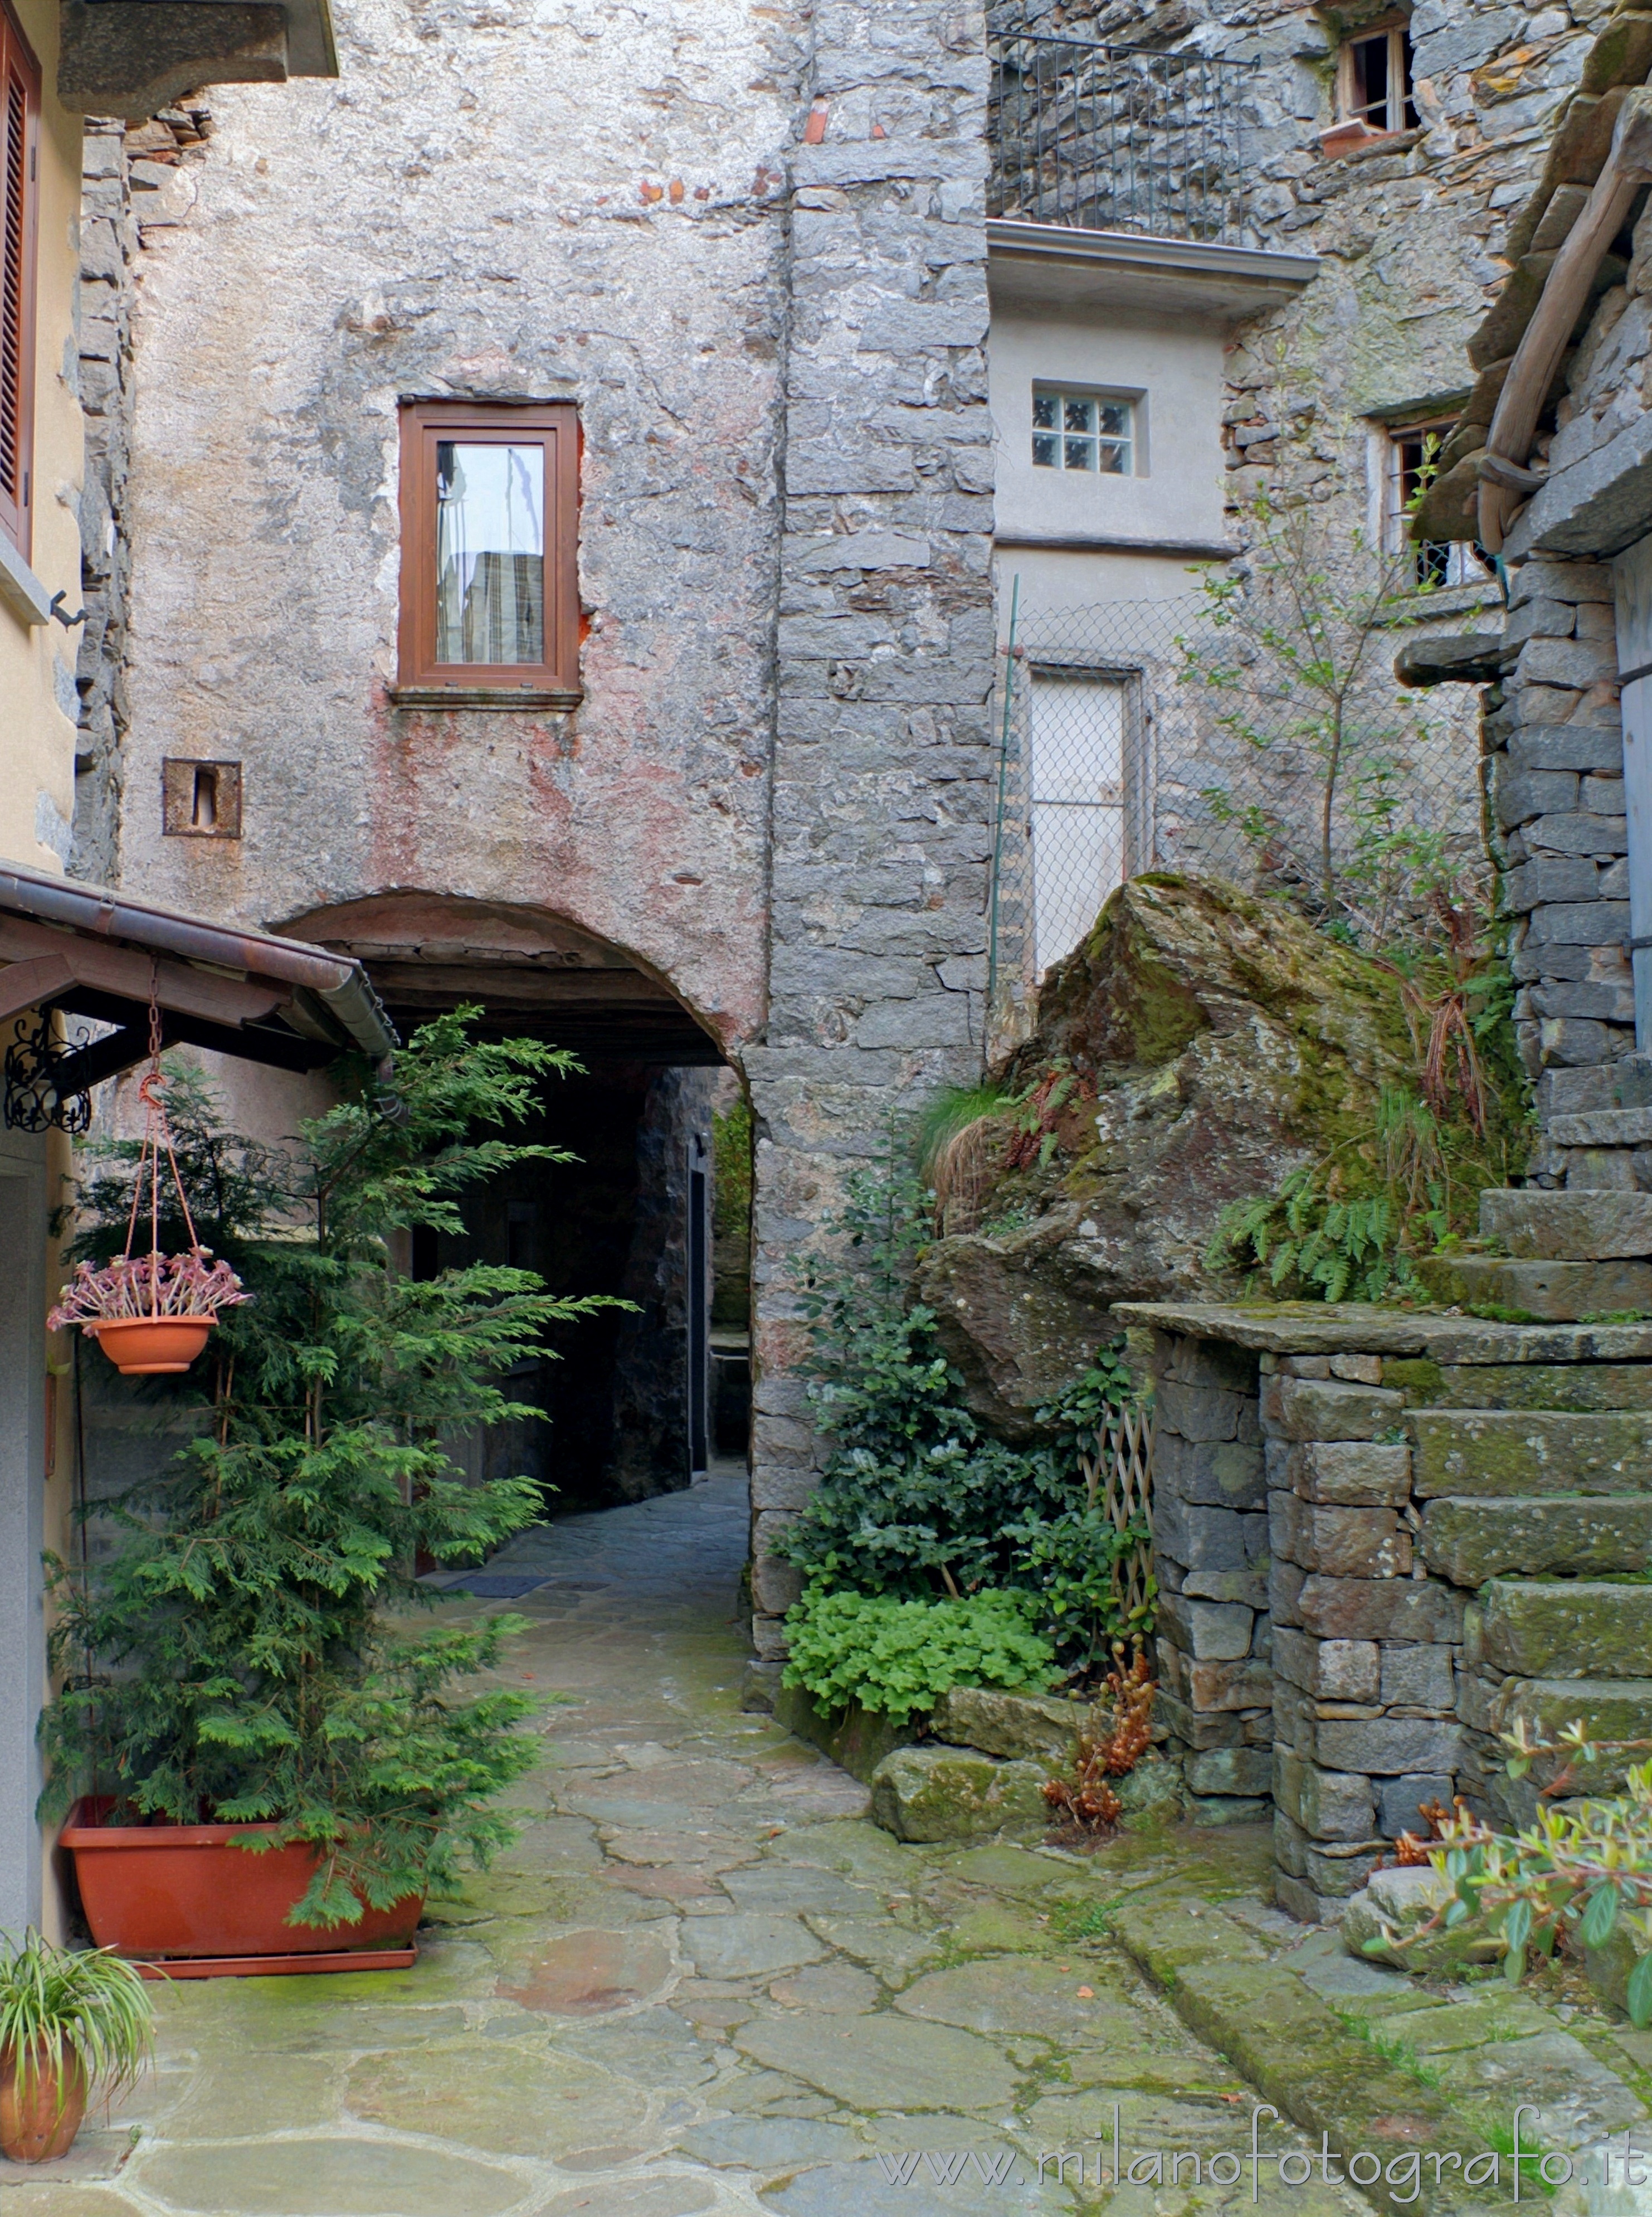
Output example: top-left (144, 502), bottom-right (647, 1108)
top-left (121, 962), bottom-right (203, 1319)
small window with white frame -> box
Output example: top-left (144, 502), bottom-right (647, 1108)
top-left (1338, 13), bottom-right (1417, 134)
top-left (1383, 421), bottom-right (1490, 589)
top-left (1032, 387), bottom-right (1138, 477)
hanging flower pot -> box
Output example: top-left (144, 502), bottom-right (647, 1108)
top-left (48, 1065), bottom-right (249, 1375)
top-left (87, 1315), bottom-right (217, 1376)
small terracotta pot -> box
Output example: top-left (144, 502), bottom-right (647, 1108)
top-left (1318, 119), bottom-right (1387, 159)
top-left (89, 1316), bottom-right (215, 1375)
top-left (0, 2045), bottom-right (88, 2163)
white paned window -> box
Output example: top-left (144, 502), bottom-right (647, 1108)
top-left (1029, 673), bottom-right (1127, 974)
top-left (1383, 425), bottom-right (1491, 590)
top-left (1032, 388), bottom-right (1134, 476)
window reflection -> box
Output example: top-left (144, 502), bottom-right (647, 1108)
top-left (435, 441), bottom-right (545, 665)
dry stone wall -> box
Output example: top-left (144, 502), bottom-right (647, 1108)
top-left (1128, 1297), bottom-right (1652, 1925)
top-left (744, 0), bottom-right (999, 1652)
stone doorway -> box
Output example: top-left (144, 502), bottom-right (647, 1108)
top-left (281, 892), bottom-right (751, 1511)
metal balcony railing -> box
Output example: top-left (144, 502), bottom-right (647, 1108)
top-left (989, 33), bottom-right (1254, 247)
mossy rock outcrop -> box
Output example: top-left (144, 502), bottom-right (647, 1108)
top-left (918, 877), bottom-right (1430, 1433)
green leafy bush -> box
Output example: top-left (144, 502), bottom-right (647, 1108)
top-left (43, 1012), bottom-right (625, 1926)
top-left (777, 1156), bottom-right (1153, 1670)
top-left (782, 1587), bottom-right (1055, 1722)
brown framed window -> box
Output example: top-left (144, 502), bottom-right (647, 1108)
top-left (1338, 16), bottom-right (1417, 134)
top-left (0, 0), bottom-right (40, 559)
top-left (395, 400), bottom-right (580, 705)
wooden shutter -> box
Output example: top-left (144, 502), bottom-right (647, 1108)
top-left (0, 0), bottom-right (38, 556)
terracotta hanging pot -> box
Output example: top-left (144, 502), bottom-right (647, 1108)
top-left (0, 2045), bottom-right (87, 2164)
top-left (88, 1315), bottom-right (217, 1375)
top-left (48, 1051), bottom-right (248, 1375)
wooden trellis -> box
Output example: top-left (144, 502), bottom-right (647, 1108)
top-left (1076, 1403), bottom-right (1155, 1630)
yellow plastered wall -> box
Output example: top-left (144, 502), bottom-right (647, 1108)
top-left (0, 0), bottom-right (83, 875)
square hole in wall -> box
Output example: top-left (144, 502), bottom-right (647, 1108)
top-left (162, 759), bottom-right (243, 839)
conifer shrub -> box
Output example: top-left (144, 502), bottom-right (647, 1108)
top-left (42, 1012), bottom-right (623, 1927)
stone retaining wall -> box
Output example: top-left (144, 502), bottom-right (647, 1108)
top-left (1120, 1297), bottom-right (1652, 1924)
top-left (1147, 1331), bottom-right (1273, 1817)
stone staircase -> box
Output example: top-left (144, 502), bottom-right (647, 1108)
top-left (1409, 1186), bottom-right (1652, 1822)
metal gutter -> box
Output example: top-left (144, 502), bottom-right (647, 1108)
top-left (0, 857), bottom-right (397, 1059)
top-left (986, 218), bottom-right (1320, 290)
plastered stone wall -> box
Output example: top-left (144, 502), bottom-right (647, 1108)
top-left (105, 0), bottom-right (802, 1046)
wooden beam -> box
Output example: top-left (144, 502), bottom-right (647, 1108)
top-left (366, 962), bottom-right (680, 1007)
top-left (0, 918), bottom-right (286, 1029)
top-left (0, 955), bottom-right (76, 1026)
top-left (1480, 87), bottom-right (1652, 553)
top-left (53, 987), bottom-right (333, 1075)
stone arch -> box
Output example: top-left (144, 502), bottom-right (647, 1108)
top-left (280, 888), bottom-right (743, 1506)
top-left (277, 891), bottom-right (729, 1067)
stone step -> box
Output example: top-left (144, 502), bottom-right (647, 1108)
top-left (1387, 1359), bottom-right (1652, 1411)
top-left (1412, 1251), bottom-right (1652, 1321)
top-left (1472, 1578), bottom-right (1652, 1680)
top-left (1479, 1187), bottom-right (1652, 1261)
top-left (1551, 1106), bottom-right (1652, 1149)
top-left (1409, 1406), bottom-right (1652, 1495)
top-left (1490, 1676), bottom-right (1652, 1788)
top-left (1421, 1494), bottom-right (1652, 1582)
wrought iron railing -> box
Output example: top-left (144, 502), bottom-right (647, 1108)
top-left (990, 33), bottom-right (1254, 247)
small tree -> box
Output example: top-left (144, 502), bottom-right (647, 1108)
top-left (43, 1011), bottom-right (625, 1925)
top-left (1180, 480), bottom-right (1471, 947)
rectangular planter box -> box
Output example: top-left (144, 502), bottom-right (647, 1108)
top-left (60, 1800), bottom-right (421, 1973)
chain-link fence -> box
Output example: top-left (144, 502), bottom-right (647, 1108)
top-left (985, 589), bottom-right (1491, 1054)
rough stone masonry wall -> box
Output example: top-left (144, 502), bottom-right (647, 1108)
top-left (1489, 552), bottom-right (1639, 1175)
top-left (71, 102), bottom-right (215, 887)
top-left (743, 0), bottom-right (998, 1660)
top-left (995, 0), bottom-right (1578, 899)
top-left (1261, 1357), bottom-right (1466, 1928)
top-left (1480, 187), bottom-right (1652, 1174)
top-left (1137, 1319), bottom-right (1470, 1926)
top-left (1147, 1333), bottom-right (1274, 1815)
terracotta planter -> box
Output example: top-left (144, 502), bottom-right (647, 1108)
top-left (0, 2046), bottom-right (87, 2163)
top-left (1318, 119), bottom-right (1388, 159)
top-left (89, 1316), bottom-right (215, 1375)
top-left (60, 1801), bottom-right (422, 1971)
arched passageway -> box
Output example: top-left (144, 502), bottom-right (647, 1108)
top-left (284, 893), bottom-right (749, 1511)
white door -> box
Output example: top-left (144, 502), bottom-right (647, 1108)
top-left (1029, 672), bottom-right (1127, 975)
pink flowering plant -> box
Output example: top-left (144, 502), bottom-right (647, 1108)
top-left (48, 1250), bottom-right (249, 1331)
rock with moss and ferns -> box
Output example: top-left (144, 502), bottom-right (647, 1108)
top-left (917, 875), bottom-right (1524, 1436)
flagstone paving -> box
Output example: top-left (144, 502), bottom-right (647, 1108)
top-left (3, 1472), bottom-right (1376, 2217)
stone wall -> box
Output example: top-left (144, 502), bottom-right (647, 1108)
top-left (71, 102), bottom-right (216, 886)
top-left (1125, 1295), bottom-right (1652, 1925)
top-left (742, 0), bottom-right (998, 1657)
top-left (74, 0), bottom-right (996, 1597)
top-left (1489, 555), bottom-right (1638, 1153)
top-left (1147, 1333), bottom-right (1273, 1815)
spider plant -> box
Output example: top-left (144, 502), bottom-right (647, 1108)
top-left (0, 1929), bottom-right (153, 2112)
